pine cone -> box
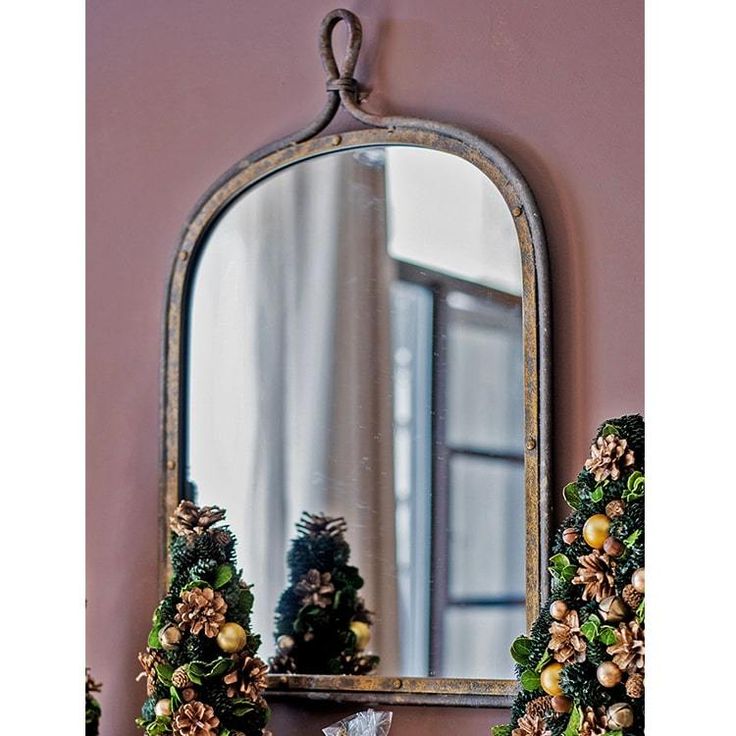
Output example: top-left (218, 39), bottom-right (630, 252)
top-left (137, 648), bottom-right (164, 696)
top-left (223, 654), bottom-right (269, 700)
top-left (605, 499), bottom-right (626, 518)
top-left (172, 666), bottom-right (192, 689)
top-left (572, 550), bottom-right (616, 602)
top-left (579, 706), bottom-right (609, 736)
top-left (626, 672), bottom-right (644, 698)
top-left (607, 620), bottom-right (645, 673)
top-left (170, 500), bottom-right (226, 538)
top-left (268, 651), bottom-right (296, 674)
top-left (295, 511), bottom-right (348, 539)
top-left (212, 528), bottom-right (234, 548)
top-left (172, 701), bottom-right (220, 736)
top-left (295, 569), bottom-right (335, 608)
top-left (622, 583), bottom-right (643, 610)
top-left (175, 587), bottom-right (228, 638)
top-left (548, 610), bottom-right (587, 664)
top-left (525, 696), bottom-right (552, 719)
top-left (512, 713), bottom-right (552, 736)
top-left (584, 434), bottom-right (635, 482)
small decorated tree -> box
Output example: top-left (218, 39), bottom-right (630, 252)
top-left (493, 415), bottom-right (645, 736)
top-left (270, 512), bottom-right (379, 675)
top-left (136, 501), bottom-right (270, 736)
top-left (86, 668), bottom-right (102, 736)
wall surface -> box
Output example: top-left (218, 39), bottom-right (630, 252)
top-left (86, 1), bottom-right (643, 734)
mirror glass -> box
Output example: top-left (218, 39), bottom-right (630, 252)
top-left (186, 145), bottom-right (525, 680)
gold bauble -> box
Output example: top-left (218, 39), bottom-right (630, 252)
top-left (549, 600), bottom-right (569, 621)
top-left (540, 663), bottom-right (564, 696)
top-left (216, 622), bottom-right (247, 653)
top-left (350, 621), bottom-right (371, 651)
top-left (551, 695), bottom-right (572, 714)
top-left (598, 595), bottom-right (628, 623)
top-left (596, 661), bottom-right (623, 688)
top-left (607, 702), bottom-right (634, 729)
top-left (158, 624), bottom-right (182, 651)
top-left (582, 514), bottom-right (611, 549)
top-left (631, 567), bottom-right (645, 594)
top-left (154, 699), bottom-right (172, 717)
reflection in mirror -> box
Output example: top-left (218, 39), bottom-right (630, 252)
top-left (187, 145), bottom-right (524, 680)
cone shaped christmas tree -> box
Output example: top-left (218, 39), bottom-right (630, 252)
top-left (136, 501), bottom-right (270, 736)
top-left (269, 512), bottom-right (380, 675)
top-left (494, 415), bottom-right (645, 736)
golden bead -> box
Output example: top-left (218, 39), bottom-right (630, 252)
top-left (582, 514), bottom-right (611, 549)
top-left (350, 621), bottom-right (371, 651)
top-left (597, 661), bottom-right (623, 688)
top-left (540, 663), bottom-right (564, 696)
top-left (631, 567), bottom-right (645, 594)
top-left (216, 622), bottom-right (247, 653)
top-left (549, 600), bottom-right (569, 621)
top-left (154, 699), bottom-right (172, 717)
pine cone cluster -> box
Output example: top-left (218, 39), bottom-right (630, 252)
top-left (626, 672), bottom-right (644, 698)
top-left (295, 569), bottom-right (335, 608)
top-left (584, 434), bottom-right (635, 482)
top-left (622, 583), bottom-right (643, 610)
top-left (295, 511), bottom-right (348, 538)
top-left (223, 654), bottom-right (269, 700)
top-left (170, 500), bottom-right (227, 539)
top-left (579, 706), bottom-right (608, 736)
top-left (548, 610), bottom-right (587, 664)
top-left (137, 648), bottom-right (164, 696)
top-left (172, 700), bottom-right (220, 736)
top-left (607, 620), bottom-right (645, 673)
top-left (572, 550), bottom-right (615, 602)
top-left (511, 713), bottom-right (551, 736)
top-left (175, 587), bottom-right (228, 638)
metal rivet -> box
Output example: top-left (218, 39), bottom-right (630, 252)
top-left (512, 207), bottom-right (523, 217)
top-left (178, 251), bottom-right (189, 262)
top-left (330, 135), bottom-right (342, 146)
top-left (167, 459), bottom-right (176, 470)
top-left (391, 678), bottom-right (403, 689)
top-left (526, 438), bottom-right (536, 451)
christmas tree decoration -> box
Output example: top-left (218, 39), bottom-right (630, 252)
top-left (86, 669), bottom-right (102, 736)
top-left (581, 514), bottom-right (610, 549)
top-left (270, 512), bottom-right (380, 675)
top-left (494, 415), bottom-right (645, 736)
top-left (136, 500), bottom-right (270, 736)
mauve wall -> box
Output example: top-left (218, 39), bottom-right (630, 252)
top-left (86, 1), bottom-right (643, 734)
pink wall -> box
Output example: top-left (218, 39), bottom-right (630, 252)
top-left (86, 1), bottom-right (643, 734)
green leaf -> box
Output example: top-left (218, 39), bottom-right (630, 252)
top-left (563, 482), bottom-right (581, 510)
top-left (534, 649), bottom-right (553, 673)
top-left (590, 486), bottom-right (604, 502)
top-left (560, 564), bottom-right (577, 582)
top-left (549, 553), bottom-right (572, 580)
top-left (624, 529), bottom-right (642, 548)
top-left (220, 729), bottom-right (231, 736)
top-left (490, 727), bottom-right (512, 736)
top-left (510, 636), bottom-right (533, 666)
top-left (623, 471), bottom-right (645, 501)
top-left (607, 732), bottom-right (623, 736)
top-left (147, 626), bottom-right (162, 649)
top-left (239, 587), bottom-right (254, 611)
top-left (601, 423), bottom-right (619, 437)
top-left (156, 663), bottom-right (174, 685)
top-left (520, 669), bottom-right (541, 692)
top-left (214, 564), bottom-right (233, 589)
top-left (563, 706), bottom-right (583, 736)
top-left (580, 615), bottom-right (600, 642)
top-left (231, 698), bottom-right (257, 717)
top-left (169, 685), bottom-right (181, 709)
top-left (182, 579), bottom-right (209, 591)
top-left (598, 626), bottom-right (618, 645)
top-left (208, 657), bottom-right (235, 677)
top-left (636, 599), bottom-right (645, 623)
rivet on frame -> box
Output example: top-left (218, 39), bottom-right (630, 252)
top-left (512, 206), bottom-right (523, 217)
top-left (391, 678), bottom-right (403, 689)
top-left (167, 459), bottom-right (177, 470)
top-left (178, 251), bottom-right (189, 262)
top-left (330, 135), bottom-right (342, 146)
top-left (526, 438), bottom-right (537, 451)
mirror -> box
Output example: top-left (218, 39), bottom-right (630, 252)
top-left (184, 144), bottom-right (529, 682)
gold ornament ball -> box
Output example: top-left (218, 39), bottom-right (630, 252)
top-left (599, 595), bottom-right (629, 623)
top-left (158, 624), bottom-right (182, 651)
top-left (597, 661), bottom-right (623, 688)
top-left (154, 699), bottom-right (172, 718)
top-left (216, 622), bottom-right (248, 653)
top-left (540, 663), bottom-right (564, 696)
top-left (582, 514), bottom-right (611, 549)
top-left (632, 567), bottom-right (645, 594)
top-left (607, 703), bottom-right (634, 730)
top-left (551, 695), bottom-right (572, 714)
top-left (549, 600), bottom-right (569, 621)
top-left (350, 621), bottom-right (371, 651)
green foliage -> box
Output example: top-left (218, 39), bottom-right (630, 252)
top-left (498, 415), bottom-right (645, 736)
top-left (136, 506), bottom-right (269, 736)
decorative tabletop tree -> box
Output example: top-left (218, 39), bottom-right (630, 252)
top-left (493, 415), bottom-right (645, 736)
top-left (86, 668), bottom-right (102, 736)
top-left (270, 512), bottom-right (379, 675)
top-left (136, 501), bottom-right (270, 736)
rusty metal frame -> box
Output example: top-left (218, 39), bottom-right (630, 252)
top-left (160, 8), bottom-right (551, 708)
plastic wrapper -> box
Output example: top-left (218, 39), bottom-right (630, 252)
top-left (322, 709), bottom-right (393, 736)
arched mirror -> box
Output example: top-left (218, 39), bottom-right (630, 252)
top-left (162, 10), bottom-right (550, 707)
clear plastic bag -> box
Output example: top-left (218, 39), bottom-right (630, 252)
top-left (322, 709), bottom-right (393, 736)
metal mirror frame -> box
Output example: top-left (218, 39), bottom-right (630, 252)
top-left (160, 8), bottom-right (551, 708)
